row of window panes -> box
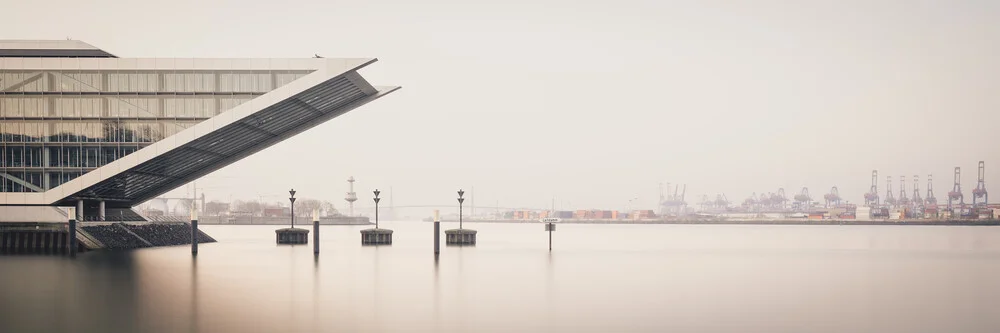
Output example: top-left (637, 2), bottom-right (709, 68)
top-left (49, 171), bottom-right (82, 189)
top-left (0, 171), bottom-right (44, 192)
top-left (0, 71), bottom-right (309, 93)
top-left (0, 120), bottom-right (198, 143)
top-left (1, 145), bottom-right (140, 168)
top-left (1, 95), bottom-right (254, 118)
top-left (0, 171), bottom-right (87, 192)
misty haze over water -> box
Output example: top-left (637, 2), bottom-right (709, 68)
top-left (2, 222), bottom-right (999, 333)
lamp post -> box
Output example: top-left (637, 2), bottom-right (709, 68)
top-left (289, 189), bottom-right (297, 229)
top-left (444, 189), bottom-right (476, 245)
top-left (458, 189), bottom-right (465, 229)
top-left (373, 189), bottom-right (381, 229)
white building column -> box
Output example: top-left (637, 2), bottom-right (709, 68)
top-left (76, 200), bottom-right (84, 221)
top-left (99, 201), bottom-right (106, 221)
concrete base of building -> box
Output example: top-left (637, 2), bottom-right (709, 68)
top-left (0, 221), bottom-right (216, 254)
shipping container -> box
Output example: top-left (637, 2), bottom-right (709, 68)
top-left (630, 210), bottom-right (656, 219)
top-left (591, 210), bottom-right (611, 219)
top-left (855, 206), bottom-right (871, 220)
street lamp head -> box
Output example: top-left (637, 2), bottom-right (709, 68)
top-left (458, 189), bottom-right (465, 198)
top-left (374, 189), bottom-right (381, 197)
top-left (289, 189), bottom-right (296, 198)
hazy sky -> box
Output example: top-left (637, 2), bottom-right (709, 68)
top-left (6, 0), bottom-right (999, 213)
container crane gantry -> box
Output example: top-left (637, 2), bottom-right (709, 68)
top-left (973, 161), bottom-right (988, 206)
top-left (948, 167), bottom-right (964, 210)
top-left (884, 176), bottom-right (896, 208)
top-left (824, 186), bottom-right (841, 208)
top-left (864, 170), bottom-right (880, 208)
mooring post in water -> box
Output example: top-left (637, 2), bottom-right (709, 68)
top-left (433, 210), bottom-right (441, 255)
top-left (190, 207), bottom-right (198, 255)
top-left (68, 206), bottom-right (77, 257)
top-left (313, 209), bottom-right (320, 254)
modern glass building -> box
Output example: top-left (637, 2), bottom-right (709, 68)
top-left (0, 40), bottom-right (398, 222)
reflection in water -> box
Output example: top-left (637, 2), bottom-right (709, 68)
top-left (546, 251), bottom-right (555, 309)
top-left (190, 256), bottom-right (198, 333)
top-left (2, 222), bottom-right (1000, 333)
top-left (433, 253), bottom-right (440, 331)
top-left (312, 252), bottom-right (319, 333)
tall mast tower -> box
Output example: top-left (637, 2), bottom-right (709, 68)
top-left (345, 176), bottom-right (358, 216)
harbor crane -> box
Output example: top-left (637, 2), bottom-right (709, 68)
top-left (925, 174), bottom-right (937, 207)
top-left (884, 176), bottom-right (896, 208)
top-left (973, 161), bottom-right (988, 206)
top-left (824, 187), bottom-right (841, 208)
top-left (898, 175), bottom-right (910, 207)
top-left (864, 170), bottom-right (880, 207)
top-left (948, 167), bottom-right (964, 210)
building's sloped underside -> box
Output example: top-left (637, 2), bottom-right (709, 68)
top-left (54, 73), bottom-right (395, 207)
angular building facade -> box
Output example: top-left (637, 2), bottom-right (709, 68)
top-left (0, 40), bottom-right (398, 222)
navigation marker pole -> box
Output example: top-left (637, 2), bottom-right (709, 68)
top-left (191, 206), bottom-right (199, 255)
top-left (68, 206), bottom-right (77, 257)
top-left (543, 218), bottom-right (558, 251)
top-left (434, 210), bottom-right (441, 255)
top-left (313, 209), bottom-right (320, 254)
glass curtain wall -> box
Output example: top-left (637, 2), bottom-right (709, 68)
top-left (0, 68), bottom-right (310, 192)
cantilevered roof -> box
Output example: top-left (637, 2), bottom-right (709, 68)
top-left (0, 57), bottom-right (398, 207)
top-left (0, 40), bottom-right (116, 58)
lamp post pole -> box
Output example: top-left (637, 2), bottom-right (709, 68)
top-left (458, 189), bottom-right (465, 230)
top-left (374, 189), bottom-right (381, 229)
top-left (289, 189), bottom-right (297, 229)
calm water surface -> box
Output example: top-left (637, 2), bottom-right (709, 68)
top-left (2, 222), bottom-right (999, 333)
